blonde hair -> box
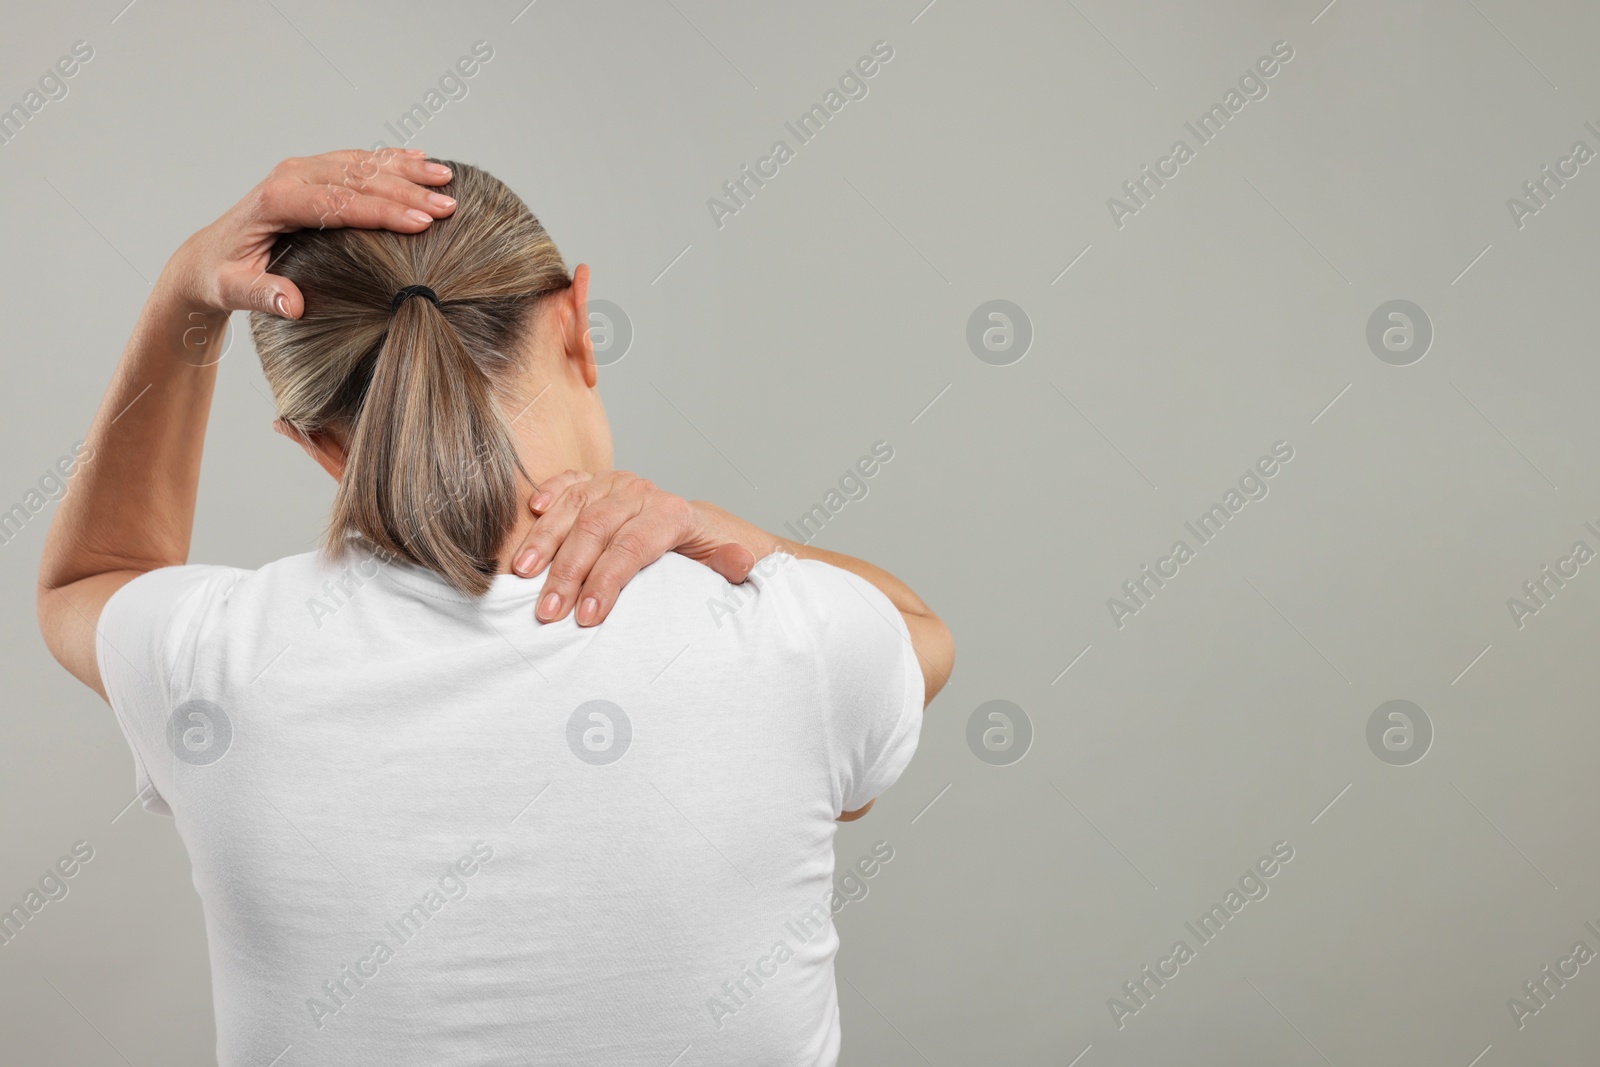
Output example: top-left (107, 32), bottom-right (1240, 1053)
top-left (249, 158), bottom-right (571, 596)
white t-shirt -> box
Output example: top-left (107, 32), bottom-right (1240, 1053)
top-left (96, 545), bottom-right (923, 1067)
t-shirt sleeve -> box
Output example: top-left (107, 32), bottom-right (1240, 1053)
top-left (756, 555), bottom-right (925, 816)
top-left (95, 564), bottom-right (250, 817)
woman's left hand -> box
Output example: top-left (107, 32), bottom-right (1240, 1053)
top-left (509, 470), bottom-right (759, 626)
top-left (161, 148), bottom-right (457, 319)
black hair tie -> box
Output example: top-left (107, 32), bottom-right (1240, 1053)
top-left (390, 284), bottom-right (441, 314)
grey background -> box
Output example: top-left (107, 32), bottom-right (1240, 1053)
top-left (3, 0), bottom-right (1597, 1064)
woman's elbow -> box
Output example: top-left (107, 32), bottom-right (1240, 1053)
top-left (910, 611), bottom-right (954, 707)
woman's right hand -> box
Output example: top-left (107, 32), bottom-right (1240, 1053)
top-left (509, 471), bottom-right (760, 626)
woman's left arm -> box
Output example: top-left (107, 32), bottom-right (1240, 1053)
top-left (37, 149), bottom-right (457, 699)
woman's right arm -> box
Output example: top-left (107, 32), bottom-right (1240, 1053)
top-left (690, 501), bottom-right (955, 710)
top-left (503, 479), bottom-right (954, 709)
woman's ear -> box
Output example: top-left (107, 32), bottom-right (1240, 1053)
top-left (566, 263), bottom-right (597, 388)
top-left (272, 418), bottom-right (347, 480)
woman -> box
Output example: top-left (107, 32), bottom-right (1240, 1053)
top-left (36, 149), bottom-right (954, 1066)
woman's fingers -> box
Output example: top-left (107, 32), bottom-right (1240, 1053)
top-left (310, 147), bottom-right (451, 180)
top-left (508, 471), bottom-right (594, 577)
top-left (529, 470), bottom-right (593, 516)
top-left (701, 542), bottom-right (757, 585)
top-left (215, 263), bottom-right (306, 318)
top-left (502, 470), bottom-right (751, 628)
top-left (534, 494), bottom-right (648, 624)
top-left (299, 148), bottom-right (454, 195)
top-left (307, 174), bottom-right (457, 229)
top-left (569, 495), bottom-right (699, 626)
top-left (257, 177), bottom-right (453, 233)
top-left (249, 150), bottom-right (454, 233)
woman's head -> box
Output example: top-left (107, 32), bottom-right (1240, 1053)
top-left (249, 158), bottom-right (610, 597)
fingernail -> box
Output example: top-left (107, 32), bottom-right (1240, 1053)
top-left (424, 163), bottom-right (452, 178)
top-left (273, 292), bottom-right (290, 317)
top-left (405, 148), bottom-right (427, 156)
top-left (514, 549), bottom-right (539, 575)
top-left (406, 209), bottom-right (433, 225)
top-left (539, 591), bottom-right (561, 620)
top-left (532, 492), bottom-right (552, 511)
top-left (427, 192), bottom-right (455, 209)
top-left (578, 597), bottom-right (599, 625)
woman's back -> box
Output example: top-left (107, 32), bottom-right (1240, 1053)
top-left (97, 547), bottom-right (923, 1066)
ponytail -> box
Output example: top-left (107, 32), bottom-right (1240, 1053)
top-left (249, 157), bottom-right (573, 597)
top-left (330, 294), bottom-right (525, 597)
